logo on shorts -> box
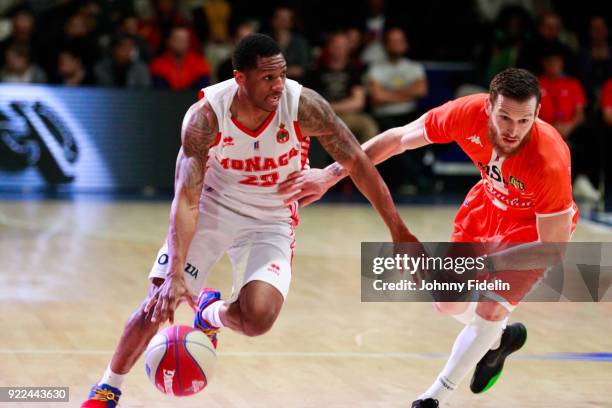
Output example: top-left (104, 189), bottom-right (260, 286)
top-left (184, 263), bottom-right (199, 279)
top-left (268, 263), bottom-right (281, 275)
top-left (276, 123), bottom-right (290, 144)
top-left (468, 134), bottom-right (483, 147)
top-left (157, 254), bottom-right (169, 265)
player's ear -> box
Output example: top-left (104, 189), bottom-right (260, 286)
top-left (535, 103), bottom-right (541, 119)
top-left (233, 70), bottom-right (245, 86)
top-left (485, 97), bottom-right (492, 116)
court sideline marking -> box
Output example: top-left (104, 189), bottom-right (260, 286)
top-left (0, 348), bottom-right (610, 362)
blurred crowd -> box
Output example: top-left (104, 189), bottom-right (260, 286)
top-left (0, 0), bottom-right (610, 200)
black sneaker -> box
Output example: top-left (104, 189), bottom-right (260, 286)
top-left (411, 398), bottom-right (439, 408)
top-left (470, 322), bottom-right (528, 394)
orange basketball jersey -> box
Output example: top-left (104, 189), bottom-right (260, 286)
top-left (424, 93), bottom-right (576, 222)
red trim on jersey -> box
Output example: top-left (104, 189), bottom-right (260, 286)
top-left (294, 121), bottom-right (310, 168)
top-left (231, 111), bottom-right (276, 138)
top-left (300, 139), bottom-right (310, 169)
top-left (198, 89), bottom-right (205, 100)
top-left (210, 132), bottom-right (222, 147)
top-left (293, 121), bottom-right (304, 142)
top-left (288, 202), bottom-right (299, 267)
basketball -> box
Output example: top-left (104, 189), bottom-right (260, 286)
top-left (144, 325), bottom-right (217, 396)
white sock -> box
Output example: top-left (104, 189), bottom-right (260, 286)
top-left (201, 300), bottom-right (224, 328)
top-left (489, 318), bottom-right (508, 350)
top-left (419, 316), bottom-right (505, 403)
top-left (98, 364), bottom-right (127, 389)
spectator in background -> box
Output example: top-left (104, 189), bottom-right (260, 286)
top-left (138, 0), bottom-right (200, 56)
top-left (150, 26), bottom-right (211, 90)
top-left (518, 11), bottom-right (576, 74)
top-left (193, 0), bottom-right (232, 43)
top-left (269, 6), bottom-right (310, 80)
top-left (76, 0), bottom-right (106, 38)
top-left (366, 27), bottom-right (427, 130)
top-left (537, 45), bottom-right (586, 139)
top-left (602, 78), bottom-right (612, 126)
top-left (55, 47), bottom-right (95, 86)
top-left (306, 31), bottom-right (378, 145)
top-left (118, 14), bottom-right (153, 62)
top-left (95, 34), bottom-right (150, 88)
top-left (475, 0), bottom-right (540, 23)
top-left (366, 27), bottom-right (428, 193)
top-left (578, 16), bottom-right (612, 104)
top-left (195, 0), bottom-right (232, 81)
top-left (485, 5), bottom-right (533, 83)
top-left (346, 26), bottom-right (366, 70)
top-left (0, 43), bottom-right (46, 83)
top-left (360, 0), bottom-right (387, 66)
top-left (537, 45), bottom-right (599, 201)
top-left (601, 78), bottom-right (612, 205)
top-left (58, 12), bottom-right (100, 71)
top-left (0, 7), bottom-right (36, 67)
top-left (215, 21), bottom-right (255, 82)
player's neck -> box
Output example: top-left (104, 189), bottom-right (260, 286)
top-left (231, 90), bottom-right (273, 129)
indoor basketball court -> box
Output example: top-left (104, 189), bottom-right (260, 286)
top-left (1, 1), bottom-right (612, 407)
top-left (1, 201), bottom-right (610, 407)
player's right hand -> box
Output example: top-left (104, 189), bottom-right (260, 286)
top-left (145, 274), bottom-right (195, 325)
top-left (278, 169), bottom-right (334, 207)
top-left (390, 224), bottom-right (420, 244)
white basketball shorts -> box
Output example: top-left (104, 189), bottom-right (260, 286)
top-left (149, 192), bottom-right (298, 301)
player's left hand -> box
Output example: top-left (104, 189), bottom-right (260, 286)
top-left (391, 224), bottom-right (420, 243)
top-left (145, 275), bottom-right (195, 324)
top-left (278, 169), bottom-right (334, 207)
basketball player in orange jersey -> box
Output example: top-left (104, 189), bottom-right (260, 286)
top-left (279, 68), bottom-right (578, 407)
top-left (81, 33), bottom-right (415, 407)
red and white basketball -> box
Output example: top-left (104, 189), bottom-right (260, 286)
top-left (144, 325), bottom-right (217, 396)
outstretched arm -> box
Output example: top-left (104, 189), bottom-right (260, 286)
top-left (294, 87), bottom-right (416, 242)
top-left (280, 108), bottom-right (430, 205)
top-left (145, 100), bottom-right (219, 324)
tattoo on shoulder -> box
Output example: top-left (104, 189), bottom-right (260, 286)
top-left (298, 87), bottom-right (361, 165)
top-left (176, 101), bottom-right (218, 195)
top-left (182, 101), bottom-right (219, 160)
top-left (298, 88), bottom-right (337, 137)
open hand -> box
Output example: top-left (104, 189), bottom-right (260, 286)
top-left (144, 275), bottom-right (195, 324)
top-left (278, 169), bottom-right (335, 207)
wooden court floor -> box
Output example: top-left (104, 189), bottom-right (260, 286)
top-left (0, 200), bottom-right (611, 408)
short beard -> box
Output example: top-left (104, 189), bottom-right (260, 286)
top-left (487, 120), bottom-right (532, 157)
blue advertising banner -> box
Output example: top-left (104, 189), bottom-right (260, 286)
top-left (0, 84), bottom-right (194, 193)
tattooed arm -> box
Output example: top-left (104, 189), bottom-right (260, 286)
top-left (323, 113), bottom-right (430, 182)
top-left (279, 94), bottom-right (429, 207)
top-left (145, 100), bottom-right (218, 324)
top-left (294, 87), bottom-right (416, 241)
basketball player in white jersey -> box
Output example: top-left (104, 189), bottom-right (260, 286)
top-left (81, 33), bottom-right (415, 407)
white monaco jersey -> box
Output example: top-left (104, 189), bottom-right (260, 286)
top-left (199, 78), bottom-right (309, 220)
